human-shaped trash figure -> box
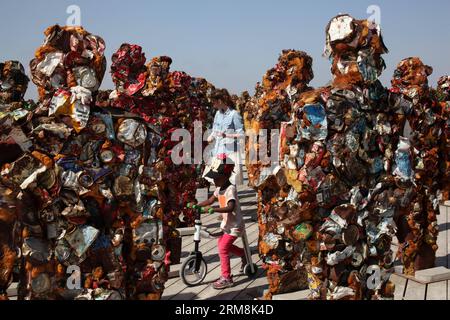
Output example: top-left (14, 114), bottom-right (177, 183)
top-left (390, 58), bottom-right (447, 275)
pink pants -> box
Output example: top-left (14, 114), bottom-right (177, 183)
top-left (218, 233), bottom-right (245, 279)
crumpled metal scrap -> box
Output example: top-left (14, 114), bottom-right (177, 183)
top-left (390, 57), bottom-right (447, 275)
top-left (243, 50), bottom-right (315, 298)
top-left (0, 60), bottom-right (32, 300)
top-left (1, 28), bottom-right (213, 300)
top-left (29, 25), bottom-right (106, 132)
top-left (435, 76), bottom-right (450, 201)
top-left (247, 15), bottom-right (400, 300)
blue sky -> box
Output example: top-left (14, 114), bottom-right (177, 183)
top-left (1, 0), bottom-right (449, 100)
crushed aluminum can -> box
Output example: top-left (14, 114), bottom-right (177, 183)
top-left (37, 168), bottom-right (57, 189)
top-left (19, 165), bottom-right (47, 190)
top-left (292, 223), bottom-right (313, 241)
top-left (124, 149), bottom-right (142, 166)
top-left (96, 113), bottom-right (116, 140)
top-left (49, 89), bottom-right (71, 116)
top-left (56, 157), bottom-right (82, 172)
top-left (32, 122), bottom-right (72, 139)
top-left (328, 286), bottom-right (355, 300)
top-left (118, 163), bottom-right (136, 178)
top-left (70, 100), bottom-right (90, 133)
top-left (357, 49), bottom-right (384, 83)
top-left (151, 244), bottom-right (166, 261)
top-left (117, 119), bottom-right (147, 147)
top-left (262, 233), bottom-right (281, 250)
top-left (113, 175), bottom-right (134, 197)
top-left (60, 170), bottom-right (88, 194)
top-left (31, 273), bottom-right (52, 294)
top-left (393, 137), bottom-right (413, 181)
top-left (7, 126), bottom-right (32, 151)
top-left (143, 198), bottom-right (160, 218)
top-left (326, 246), bottom-right (355, 266)
top-left (94, 289), bottom-right (124, 300)
top-left (6, 154), bottom-right (42, 186)
top-left (327, 15), bottom-right (355, 44)
top-left (61, 201), bottom-right (88, 222)
top-left (73, 66), bottom-right (99, 91)
top-left (342, 224), bottom-right (359, 246)
top-left (133, 220), bottom-right (160, 245)
top-left (298, 104), bottom-right (327, 141)
top-left (100, 150), bottom-right (114, 163)
top-left (22, 237), bottom-right (52, 264)
top-left (327, 207), bottom-right (350, 229)
top-left (36, 52), bottom-right (63, 77)
top-left (345, 131), bottom-right (359, 153)
top-left (351, 252), bottom-right (364, 267)
top-left (90, 117), bottom-right (107, 135)
top-left (55, 239), bottom-right (72, 264)
top-left (64, 225), bottom-right (100, 257)
top-left (74, 290), bottom-right (94, 300)
top-left (78, 171), bottom-right (94, 188)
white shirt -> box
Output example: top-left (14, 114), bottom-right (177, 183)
top-left (214, 184), bottom-right (244, 237)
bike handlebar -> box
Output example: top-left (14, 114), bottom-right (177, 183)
top-left (186, 203), bottom-right (214, 215)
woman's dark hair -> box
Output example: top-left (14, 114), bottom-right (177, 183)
top-left (210, 88), bottom-right (235, 109)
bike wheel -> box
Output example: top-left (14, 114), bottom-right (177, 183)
top-left (244, 263), bottom-right (258, 278)
top-left (180, 255), bottom-right (207, 286)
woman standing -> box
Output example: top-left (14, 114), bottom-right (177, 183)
top-left (205, 89), bottom-right (244, 186)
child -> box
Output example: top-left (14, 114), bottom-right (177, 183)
top-left (198, 155), bottom-right (246, 289)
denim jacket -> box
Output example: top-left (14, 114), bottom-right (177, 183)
top-left (210, 108), bottom-right (244, 156)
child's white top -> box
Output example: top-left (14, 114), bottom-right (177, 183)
top-left (214, 184), bottom-right (244, 237)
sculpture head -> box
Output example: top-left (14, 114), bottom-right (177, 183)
top-left (324, 14), bottom-right (388, 87)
